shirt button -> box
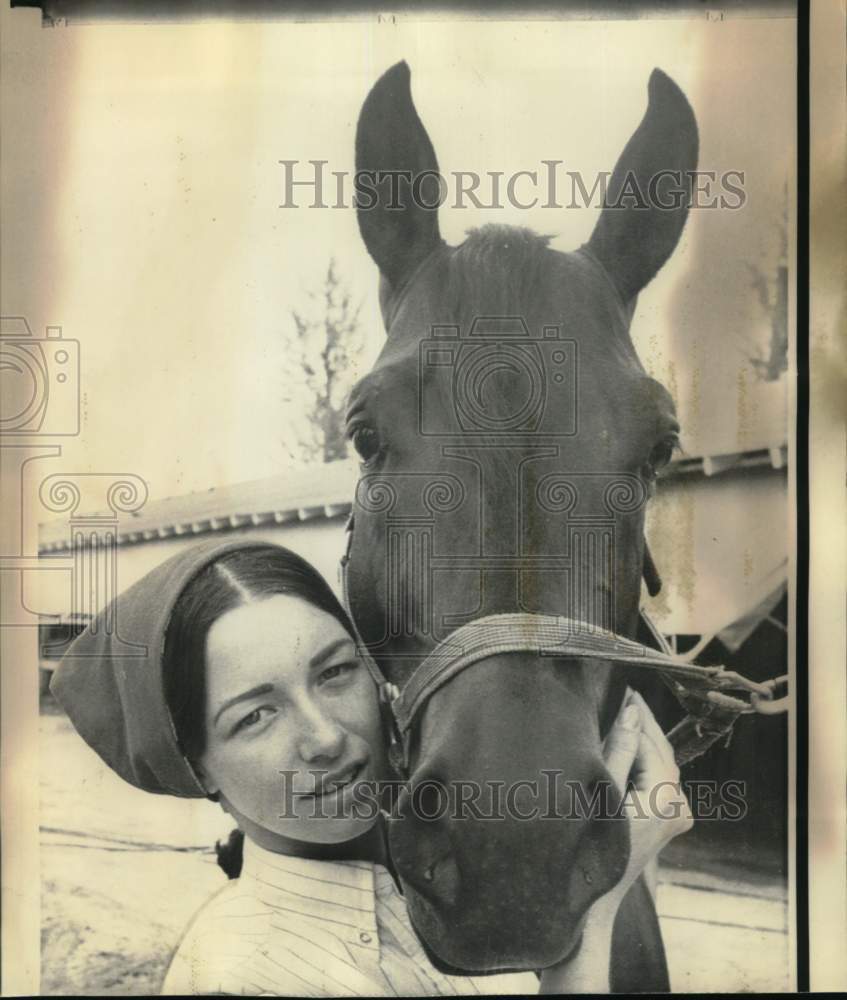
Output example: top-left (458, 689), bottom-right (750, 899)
top-left (359, 932), bottom-right (372, 945)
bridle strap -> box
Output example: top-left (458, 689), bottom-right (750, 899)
top-left (339, 511), bottom-right (399, 690)
top-left (391, 611), bottom-right (786, 771)
top-left (392, 612), bottom-right (771, 736)
top-left (339, 512), bottom-right (787, 772)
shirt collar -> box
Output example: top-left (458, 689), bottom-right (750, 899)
top-left (241, 836), bottom-right (397, 934)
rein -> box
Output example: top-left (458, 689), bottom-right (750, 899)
top-left (339, 513), bottom-right (788, 775)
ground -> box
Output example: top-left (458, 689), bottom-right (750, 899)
top-left (39, 708), bottom-right (791, 995)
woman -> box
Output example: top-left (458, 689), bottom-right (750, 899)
top-left (51, 537), bottom-right (692, 996)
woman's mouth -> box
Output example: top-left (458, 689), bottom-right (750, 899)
top-left (296, 762), bottom-right (367, 801)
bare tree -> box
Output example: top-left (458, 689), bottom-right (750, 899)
top-left (280, 259), bottom-right (364, 463)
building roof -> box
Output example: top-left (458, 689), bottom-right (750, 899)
top-left (38, 461), bottom-right (358, 553)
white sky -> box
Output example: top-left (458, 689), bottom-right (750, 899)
top-left (2, 11), bottom-right (794, 508)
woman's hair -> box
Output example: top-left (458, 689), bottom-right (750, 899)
top-left (215, 827), bottom-right (246, 880)
top-left (162, 546), bottom-right (359, 880)
top-left (163, 545), bottom-right (356, 766)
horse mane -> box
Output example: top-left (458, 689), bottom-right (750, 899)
top-left (447, 224), bottom-right (555, 322)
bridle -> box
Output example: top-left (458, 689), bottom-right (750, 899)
top-left (339, 512), bottom-right (788, 778)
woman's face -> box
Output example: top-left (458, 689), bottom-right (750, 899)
top-left (197, 594), bottom-right (388, 845)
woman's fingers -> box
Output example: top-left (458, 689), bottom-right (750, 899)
top-left (630, 689), bottom-right (674, 764)
top-left (603, 689), bottom-right (684, 799)
top-left (629, 689), bottom-right (678, 774)
top-left (630, 722), bottom-right (666, 785)
top-left (596, 699), bottom-right (695, 916)
top-left (626, 737), bottom-right (693, 841)
top-left (603, 696), bottom-right (641, 792)
top-left (649, 776), bottom-right (695, 838)
top-left (633, 731), bottom-right (694, 834)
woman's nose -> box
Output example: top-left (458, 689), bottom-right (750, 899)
top-left (296, 702), bottom-right (347, 764)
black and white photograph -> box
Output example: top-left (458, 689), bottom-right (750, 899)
top-left (1, 0), bottom-right (844, 995)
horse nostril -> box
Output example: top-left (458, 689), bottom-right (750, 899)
top-left (415, 853), bottom-right (460, 906)
top-left (389, 807), bottom-right (460, 907)
top-left (564, 782), bottom-right (630, 920)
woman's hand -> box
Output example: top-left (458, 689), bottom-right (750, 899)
top-left (596, 686), bottom-right (693, 917)
top-left (538, 688), bottom-right (692, 994)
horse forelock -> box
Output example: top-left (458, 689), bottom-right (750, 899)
top-left (446, 224), bottom-right (555, 322)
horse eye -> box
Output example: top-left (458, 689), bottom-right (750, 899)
top-left (645, 437), bottom-right (677, 478)
top-left (351, 426), bottom-right (382, 463)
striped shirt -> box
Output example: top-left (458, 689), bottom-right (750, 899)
top-left (161, 837), bottom-right (539, 996)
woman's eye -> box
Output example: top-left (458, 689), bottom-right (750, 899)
top-left (319, 661), bottom-right (358, 685)
top-left (350, 426), bottom-right (382, 464)
top-left (232, 706), bottom-right (275, 736)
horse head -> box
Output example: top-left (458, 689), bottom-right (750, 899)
top-left (346, 61), bottom-right (697, 976)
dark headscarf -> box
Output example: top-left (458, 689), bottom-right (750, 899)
top-left (50, 538), bottom-right (294, 798)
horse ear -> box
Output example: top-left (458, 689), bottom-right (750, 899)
top-left (587, 69), bottom-right (698, 303)
top-left (355, 61), bottom-right (443, 289)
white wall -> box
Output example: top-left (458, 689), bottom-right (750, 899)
top-left (644, 465), bottom-right (787, 635)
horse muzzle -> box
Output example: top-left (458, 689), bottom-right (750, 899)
top-left (384, 649), bottom-right (630, 973)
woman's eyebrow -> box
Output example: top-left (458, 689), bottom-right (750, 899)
top-left (213, 683), bottom-right (274, 726)
top-left (309, 636), bottom-right (354, 670)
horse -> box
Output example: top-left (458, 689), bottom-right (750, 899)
top-left (343, 60), bottom-right (698, 990)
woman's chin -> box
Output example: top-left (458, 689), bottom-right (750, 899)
top-left (292, 813), bottom-right (380, 845)
top-left (220, 764), bottom-right (387, 849)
